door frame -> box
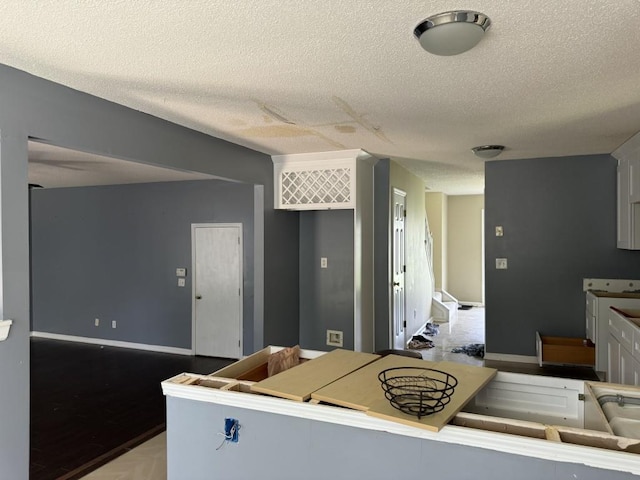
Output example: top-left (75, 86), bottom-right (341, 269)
top-left (191, 222), bottom-right (243, 357)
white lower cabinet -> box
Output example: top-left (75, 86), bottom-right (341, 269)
top-left (607, 332), bottom-right (620, 384)
top-left (620, 344), bottom-right (635, 385)
top-left (607, 307), bottom-right (640, 385)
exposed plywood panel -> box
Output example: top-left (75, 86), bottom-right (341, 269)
top-left (312, 355), bottom-right (496, 432)
top-left (250, 349), bottom-right (379, 402)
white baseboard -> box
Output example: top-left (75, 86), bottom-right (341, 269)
top-left (483, 352), bottom-right (538, 364)
top-left (30, 331), bottom-right (193, 356)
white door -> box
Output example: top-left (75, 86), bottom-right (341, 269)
top-left (192, 224), bottom-right (242, 359)
top-left (392, 189), bottom-right (406, 350)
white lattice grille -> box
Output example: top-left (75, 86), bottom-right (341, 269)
top-left (280, 168), bottom-right (351, 205)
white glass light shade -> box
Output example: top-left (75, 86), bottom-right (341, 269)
top-left (414, 11), bottom-right (491, 56)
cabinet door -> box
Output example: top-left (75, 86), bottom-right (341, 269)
top-left (633, 356), bottom-right (640, 386)
top-left (607, 333), bottom-right (620, 384)
top-left (621, 345), bottom-right (635, 385)
top-left (630, 158), bottom-right (640, 203)
top-left (618, 158), bottom-right (631, 249)
top-left (585, 312), bottom-right (595, 344)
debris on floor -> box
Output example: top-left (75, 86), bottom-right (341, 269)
top-left (408, 334), bottom-right (435, 350)
top-left (451, 343), bottom-right (485, 358)
top-left (423, 322), bottom-right (440, 336)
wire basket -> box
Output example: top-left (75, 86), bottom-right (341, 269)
top-left (378, 367), bottom-right (458, 419)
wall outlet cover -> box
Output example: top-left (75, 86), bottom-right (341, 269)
top-left (326, 329), bottom-right (343, 347)
top-left (178, 278), bottom-right (186, 287)
top-left (496, 258), bottom-right (508, 270)
top-left (176, 268), bottom-right (187, 277)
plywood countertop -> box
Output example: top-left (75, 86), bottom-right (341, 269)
top-left (250, 349), bottom-right (379, 401)
top-left (312, 354), bottom-right (497, 432)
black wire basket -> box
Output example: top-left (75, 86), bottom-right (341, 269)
top-left (378, 367), bottom-right (458, 419)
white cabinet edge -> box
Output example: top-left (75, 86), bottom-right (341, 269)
top-left (0, 320), bottom-right (13, 341)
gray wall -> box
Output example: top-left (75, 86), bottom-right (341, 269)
top-left (485, 154), bottom-right (640, 356)
top-left (166, 396), bottom-right (637, 480)
top-left (374, 159), bottom-right (391, 351)
top-left (299, 210), bottom-right (354, 351)
top-left (30, 179), bottom-right (256, 352)
top-left (0, 63), bottom-right (299, 479)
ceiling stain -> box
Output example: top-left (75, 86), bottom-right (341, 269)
top-left (240, 124), bottom-right (346, 149)
top-left (332, 96), bottom-right (393, 144)
top-left (335, 125), bottom-right (356, 134)
top-left (228, 118), bottom-right (247, 126)
top-left (257, 101), bottom-right (296, 125)
top-left (240, 124), bottom-right (315, 138)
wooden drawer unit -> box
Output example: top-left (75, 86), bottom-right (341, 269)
top-left (536, 332), bottom-right (595, 367)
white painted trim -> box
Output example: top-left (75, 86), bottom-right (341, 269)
top-left (162, 379), bottom-right (640, 476)
top-left (582, 278), bottom-right (640, 293)
top-left (0, 320), bottom-right (12, 341)
top-left (191, 223), bottom-right (243, 359)
top-left (30, 331), bottom-right (192, 355)
top-left (483, 352), bottom-right (538, 364)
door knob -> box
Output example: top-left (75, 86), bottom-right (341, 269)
top-left (195, 295), bottom-right (202, 300)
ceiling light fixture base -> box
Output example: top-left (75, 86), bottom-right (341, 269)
top-left (414, 10), bottom-right (491, 56)
top-left (471, 145), bottom-right (505, 159)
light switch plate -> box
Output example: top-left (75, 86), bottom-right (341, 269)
top-left (495, 226), bottom-right (504, 237)
top-left (178, 278), bottom-right (186, 287)
top-left (176, 268), bottom-right (186, 277)
top-left (496, 258), bottom-right (508, 269)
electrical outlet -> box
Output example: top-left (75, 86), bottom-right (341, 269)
top-left (496, 258), bottom-right (508, 269)
top-left (495, 226), bottom-right (504, 237)
top-left (320, 257), bottom-right (328, 269)
top-left (326, 329), bottom-right (343, 347)
top-left (178, 278), bottom-right (186, 287)
top-left (112, 320), bottom-right (117, 329)
top-left (94, 318), bottom-right (99, 327)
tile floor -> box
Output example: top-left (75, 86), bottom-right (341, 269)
top-left (418, 306), bottom-right (485, 366)
top-left (81, 433), bottom-right (167, 480)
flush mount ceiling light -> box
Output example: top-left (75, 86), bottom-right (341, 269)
top-left (471, 145), bottom-right (505, 159)
top-left (414, 10), bottom-right (491, 56)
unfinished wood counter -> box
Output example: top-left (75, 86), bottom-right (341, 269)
top-left (162, 346), bottom-right (640, 479)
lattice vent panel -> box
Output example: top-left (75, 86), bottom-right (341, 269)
top-left (280, 168), bottom-right (352, 206)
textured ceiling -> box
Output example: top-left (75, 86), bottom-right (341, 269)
top-left (3, 1), bottom-right (640, 194)
top-left (28, 141), bottom-right (216, 188)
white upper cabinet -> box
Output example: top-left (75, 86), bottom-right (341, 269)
top-left (613, 132), bottom-right (640, 250)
